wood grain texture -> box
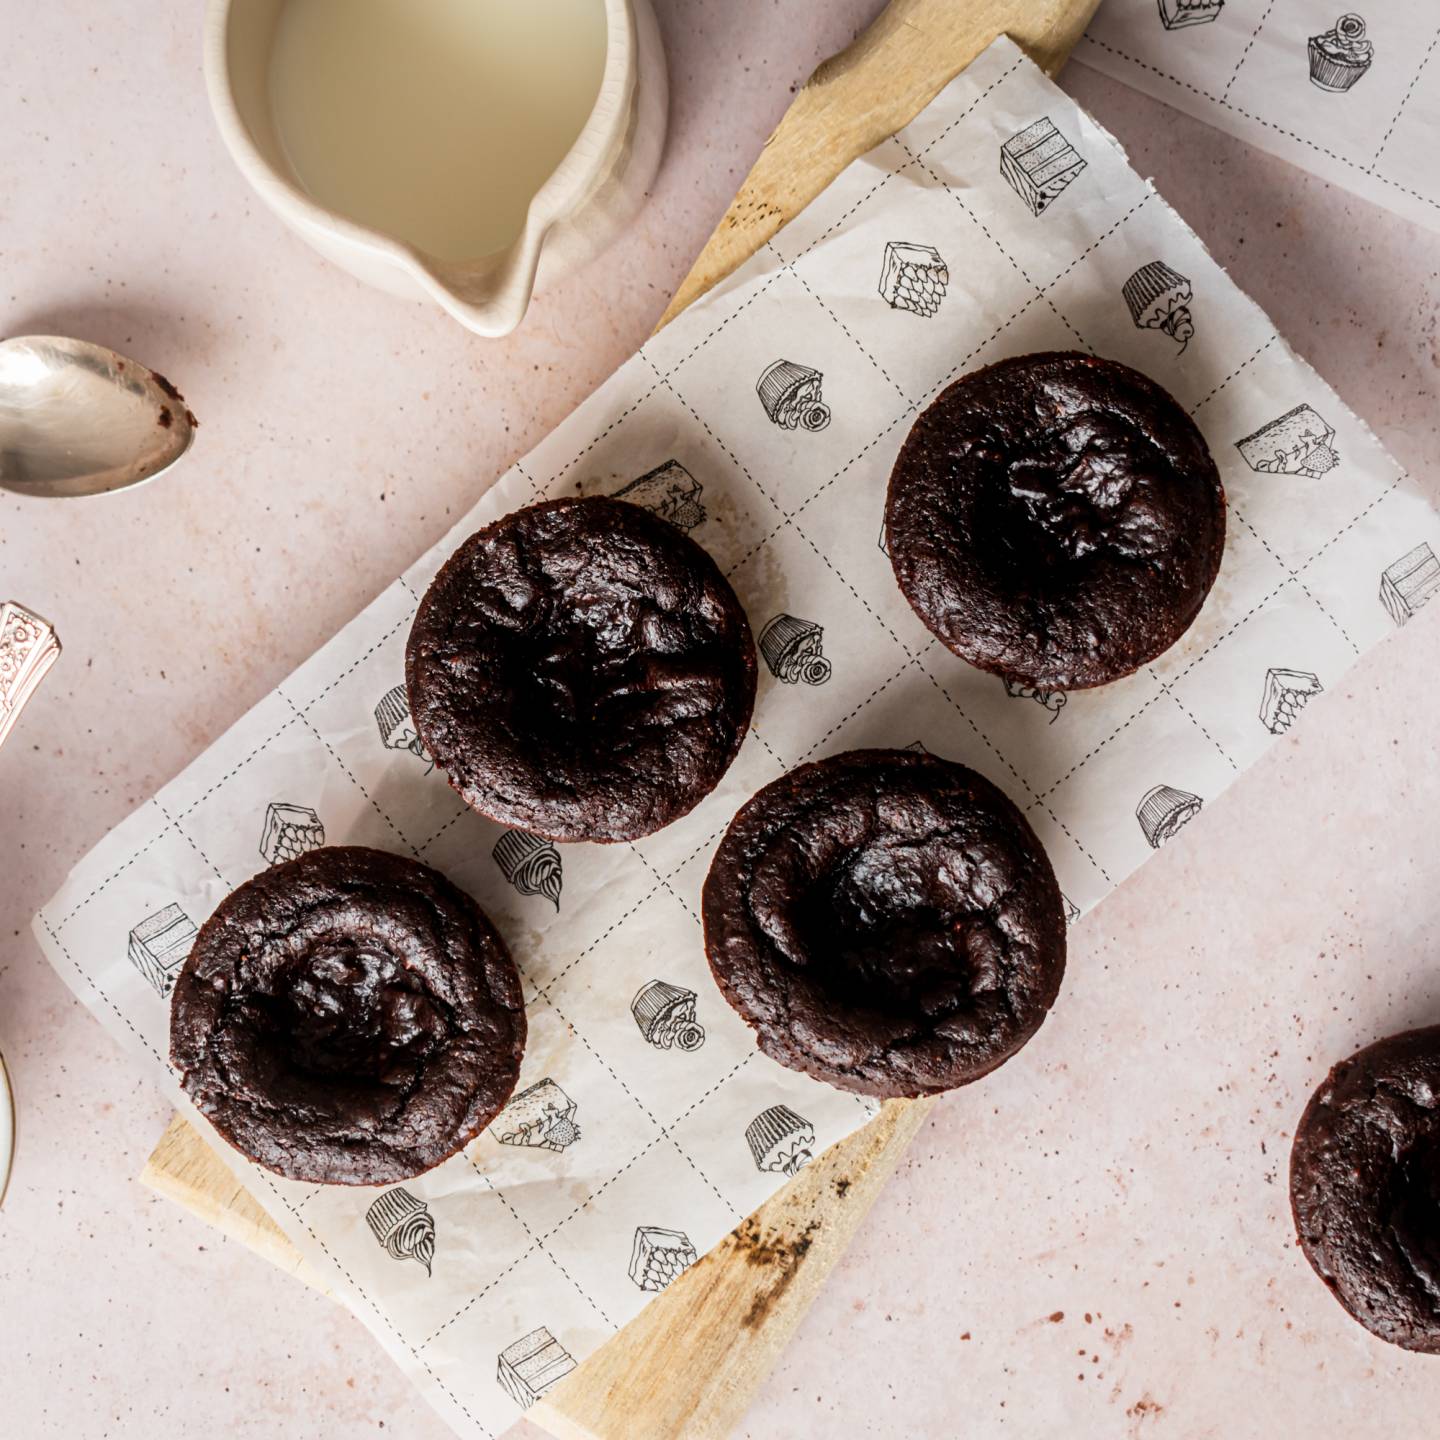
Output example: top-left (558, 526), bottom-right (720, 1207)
top-left (532, 1097), bottom-right (935, 1440)
top-left (141, 1), bottom-right (1097, 1434)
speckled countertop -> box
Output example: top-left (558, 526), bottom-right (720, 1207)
top-left (2, 3), bottom-right (1438, 1437)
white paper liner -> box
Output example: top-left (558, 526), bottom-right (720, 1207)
top-left (1081, 1), bottom-right (1440, 233)
top-left (32, 39), bottom-right (1440, 1438)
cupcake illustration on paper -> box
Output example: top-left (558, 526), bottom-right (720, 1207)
top-left (1122, 261), bottom-right (1195, 353)
top-left (1308, 15), bottom-right (1373, 92)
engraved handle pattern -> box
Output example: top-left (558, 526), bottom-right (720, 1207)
top-left (0, 601), bottom-right (60, 751)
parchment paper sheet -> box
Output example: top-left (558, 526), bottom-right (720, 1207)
top-left (1081, 0), bottom-right (1440, 232)
top-left (32, 39), bottom-right (1440, 1438)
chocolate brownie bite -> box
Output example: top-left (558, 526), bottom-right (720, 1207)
top-left (406, 496), bottom-right (756, 843)
top-left (1289, 1026), bottom-right (1440, 1352)
top-left (885, 352), bottom-right (1225, 691)
top-left (702, 749), bottom-right (1067, 1098)
top-left (170, 847), bottom-right (525, 1186)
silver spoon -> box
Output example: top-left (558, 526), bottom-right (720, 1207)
top-left (0, 335), bottom-right (196, 497)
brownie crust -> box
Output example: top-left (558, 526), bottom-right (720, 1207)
top-left (1289, 1025), bottom-right (1440, 1352)
top-left (170, 846), bottom-right (526, 1186)
top-left (885, 351), bottom-right (1225, 690)
top-left (406, 496), bottom-right (756, 842)
top-left (701, 749), bottom-right (1067, 1098)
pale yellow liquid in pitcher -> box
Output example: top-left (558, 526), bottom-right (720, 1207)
top-left (269, 0), bottom-right (608, 263)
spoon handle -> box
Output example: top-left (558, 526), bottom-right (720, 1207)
top-left (0, 600), bottom-right (60, 750)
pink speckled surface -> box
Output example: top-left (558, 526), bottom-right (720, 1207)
top-left (2, 3), bottom-right (1438, 1438)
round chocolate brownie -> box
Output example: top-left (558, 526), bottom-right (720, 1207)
top-left (406, 496), bottom-right (756, 842)
top-left (702, 748), bottom-right (1067, 1098)
top-left (1289, 1026), bottom-right (1440, 1352)
top-left (170, 846), bottom-right (526, 1186)
top-left (885, 351), bottom-right (1225, 691)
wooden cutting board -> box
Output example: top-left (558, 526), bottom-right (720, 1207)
top-left (142, 3), bottom-right (1100, 1435)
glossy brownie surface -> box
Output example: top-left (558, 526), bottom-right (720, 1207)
top-left (702, 749), bottom-right (1067, 1098)
top-left (885, 351), bottom-right (1225, 690)
top-left (170, 846), bottom-right (525, 1185)
top-left (406, 496), bottom-right (756, 842)
top-left (1290, 1025), bottom-right (1440, 1352)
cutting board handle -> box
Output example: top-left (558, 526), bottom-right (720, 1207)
top-left (660, 0), bottom-right (1103, 326)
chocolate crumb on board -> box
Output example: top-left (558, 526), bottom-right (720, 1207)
top-left (730, 1217), bottom-right (822, 1329)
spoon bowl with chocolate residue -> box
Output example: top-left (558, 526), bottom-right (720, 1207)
top-left (0, 336), bottom-right (197, 498)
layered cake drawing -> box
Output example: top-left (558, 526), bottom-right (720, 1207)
top-left (1235, 405), bottom-right (1338, 477)
top-left (496, 1327), bottom-right (576, 1408)
top-left (1309, 14), bottom-right (1373, 92)
top-left (1000, 117), bottom-right (1086, 216)
top-left (1380, 543), bottom-right (1440, 626)
top-left (878, 241), bottom-right (949, 316)
top-left (127, 903), bottom-right (198, 997)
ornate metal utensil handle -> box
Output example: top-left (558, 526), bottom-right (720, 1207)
top-left (0, 601), bottom-right (57, 1205)
top-left (0, 600), bottom-right (60, 750)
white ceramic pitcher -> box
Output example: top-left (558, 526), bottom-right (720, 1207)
top-left (204, 0), bottom-right (667, 336)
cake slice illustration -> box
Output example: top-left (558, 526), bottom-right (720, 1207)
top-left (1260, 668), bottom-right (1323, 735)
top-left (1235, 405), bottom-right (1338, 478)
top-left (497, 1327), bottom-right (576, 1408)
top-left (878, 241), bottom-right (949, 317)
top-left (1158, 0), bottom-right (1224, 28)
top-left (259, 801), bottom-right (325, 864)
top-left (492, 830), bottom-right (563, 909)
top-left (1309, 14), bottom-right (1373, 92)
top-left (1000, 117), bottom-right (1086, 216)
top-left (1380, 543), bottom-right (1440, 626)
top-left (1122, 261), bottom-right (1195, 353)
top-left (628, 1226), bottom-right (697, 1291)
top-left (611, 459), bottom-right (706, 532)
top-left (757, 360), bottom-right (831, 431)
top-left (1136, 784), bottom-right (1203, 848)
top-left (491, 1078), bottom-right (580, 1152)
top-left (759, 614), bottom-right (832, 686)
top-left (746, 1104), bottom-right (815, 1176)
top-left (365, 1188), bottom-right (436, 1275)
top-left (631, 979), bottom-right (706, 1051)
top-left (127, 903), bottom-right (198, 997)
